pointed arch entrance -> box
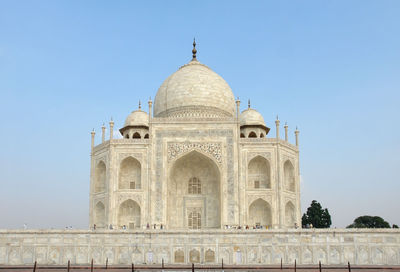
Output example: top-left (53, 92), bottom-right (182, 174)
top-left (94, 201), bottom-right (106, 228)
top-left (248, 198), bottom-right (272, 228)
top-left (118, 199), bottom-right (141, 229)
top-left (168, 151), bottom-right (221, 229)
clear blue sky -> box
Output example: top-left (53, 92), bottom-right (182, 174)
top-left (0, 1), bottom-right (399, 229)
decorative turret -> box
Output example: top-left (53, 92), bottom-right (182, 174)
top-left (239, 100), bottom-right (270, 138)
top-left (109, 118), bottom-right (114, 141)
top-left (119, 101), bottom-right (150, 139)
top-left (101, 123), bottom-right (106, 143)
top-left (91, 129), bottom-right (95, 152)
top-left (275, 116), bottom-right (280, 139)
top-left (284, 122), bottom-right (288, 141)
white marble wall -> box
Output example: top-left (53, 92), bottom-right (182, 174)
top-left (0, 229), bottom-right (399, 265)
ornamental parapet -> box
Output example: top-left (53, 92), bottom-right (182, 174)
top-left (240, 138), bottom-right (298, 150)
top-left (111, 139), bottom-right (150, 145)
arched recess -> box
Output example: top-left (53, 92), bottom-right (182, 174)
top-left (260, 133), bottom-right (264, 138)
top-left (174, 250), bottom-right (184, 263)
top-left (248, 131), bottom-right (257, 138)
top-left (205, 249), bottom-right (215, 263)
top-left (248, 198), bottom-right (272, 227)
top-left (168, 151), bottom-right (220, 229)
top-left (283, 160), bottom-right (295, 192)
top-left (248, 156), bottom-right (271, 189)
top-left (285, 201), bottom-right (296, 228)
top-left (240, 133), bottom-right (245, 138)
top-left (94, 201), bottom-right (106, 228)
top-left (189, 249), bottom-right (200, 263)
top-left (144, 134), bottom-right (149, 139)
top-left (125, 134), bottom-right (130, 139)
top-left (132, 132), bottom-right (141, 139)
top-left (118, 199), bottom-right (141, 229)
top-left (94, 161), bottom-right (106, 193)
top-left (119, 157), bottom-right (141, 189)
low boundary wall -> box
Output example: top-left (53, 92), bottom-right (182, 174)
top-left (0, 229), bottom-right (399, 265)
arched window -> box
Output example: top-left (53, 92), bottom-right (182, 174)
top-left (240, 133), bottom-right (245, 138)
top-left (248, 131), bottom-right (257, 138)
top-left (248, 198), bottom-right (272, 228)
top-left (144, 134), bottom-right (149, 139)
top-left (125, 134), bottom-right (130, 139)
top-left (285, 201), bottom-right (296, 227)
top-left (94, 201), bottom-right (106, 228)
top-left (205, 249), bottom-right (215, 263)
top-left (188, 211), bottom-right (201, 229)
top-left (189, 249), bottom-right (200, 263)
top-left (284, 160), bottom-right (295, 192)
top-left (119, 157), bottom-right (141, 189)
top-left (174, 250), bottom-right (184, 263)
top-left (132, 132), bottom-right (141, 139)
top-left (248, 156), bottom-right (271, 189)
top-left (118, 199), bottom-right (141, 229)
top-left (188, 177), bottom-right (201, 194)
top-left (94, 161), bottom-right (106, 193)
top-left (260, 133), bottom-right (264, 138)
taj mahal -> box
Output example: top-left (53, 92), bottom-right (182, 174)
top-left (1, 42), bottom-right (399, 267)
top-left (89, 40), bottom-right (300, 231)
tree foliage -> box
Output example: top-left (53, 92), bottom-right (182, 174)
top-left (302, 200), bottom-right (332, 228)
top-left (347, 216), bottom-right (391, 228)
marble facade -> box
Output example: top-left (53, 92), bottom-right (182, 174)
top-left (89, 46), bottom-right (300, 231)
top-left (0, 229), bottom-right (399, 265)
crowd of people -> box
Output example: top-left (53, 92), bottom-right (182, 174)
top-left (92, 222), bottom-right (300, 230)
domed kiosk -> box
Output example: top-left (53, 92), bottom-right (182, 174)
top-left (240, 100), bottom-right (270, 138)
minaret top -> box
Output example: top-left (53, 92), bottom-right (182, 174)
top-left (192, 38), bottom-right (197, 60)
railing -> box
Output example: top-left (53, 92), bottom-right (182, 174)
top-left (1, 259), bottom-right (399, 271)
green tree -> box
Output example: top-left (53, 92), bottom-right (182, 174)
top-left (347, 216), bottom-right (391, 228)
top-left (302, 200), bottom-right (332, 228)
top-left (393, 224), bottom-right (399, 229)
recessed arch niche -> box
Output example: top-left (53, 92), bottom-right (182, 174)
top-left (118, 199), bottom-right (141, 229)
top-left (94, 201), bottom-right (106, 228)
top-left (283, 160), bottom-right (295, 192)
top-left (119, 157), bottom-right (141, 189)
top-left (248, 156), bottom-right (271, 189)
top-left (285, 201), bottom-right (296, 228)
top-left (248, 198), bottom-right (272, 227)
top-left (94, 161), bottom-right (106, 193)
top-left (168, 151), bottom-right (220, 229)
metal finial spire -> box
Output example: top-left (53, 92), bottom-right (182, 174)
top-left (139, 100), bottom-right (141, 110)
top-left (192, 38), bottom-right (197, 60)
top-left (248, 99), bottom-right (251, 109)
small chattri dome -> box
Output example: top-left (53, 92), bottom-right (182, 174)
top-left (124, 110), bottom-right (149, 127)
top-left (240, 108), bottom-right (267, 128)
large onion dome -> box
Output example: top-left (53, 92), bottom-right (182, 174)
top-left (153, 41), bottom-right (236, 118)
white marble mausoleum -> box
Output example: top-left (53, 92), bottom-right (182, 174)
top-left (1, 42), bottom-right (399, 266)
top-left (89, 41), bottom-right (301, 231)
